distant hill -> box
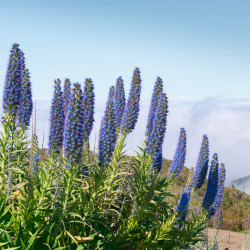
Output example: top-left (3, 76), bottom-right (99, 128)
top-left (230, 175), bottom-right (250, 195)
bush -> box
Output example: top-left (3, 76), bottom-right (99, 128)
top-left (0, 129), bottom-right (208, 249)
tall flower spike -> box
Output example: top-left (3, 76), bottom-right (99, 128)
top-left (3, 43), bottom-right (23, 120)
top-left (168, 128), bottom-right (187, 178)
top-left (114, 76), bottom-right (126, 132)
top-left (63, 83), bottom-right (84, 165)
top-left (63, 78), bottom-right (71, 117)
top-left (48, 79), bottom-right (65, 155)
top-left (82, 78), bottom-right (95, 141)
top-left (98, 86), bottom-right (116, 166)
top-left (211, 163), bottom-right (226, 216)
top-left (175, 167), bottom-right (194, 220)
top-left (120, 68), bottom-right (141, 134)
top-left (145, 77), bottom-right (163, 137)
top-left (145, 92), bottom-right (168, 172)
top-left (192, 135), bottom-right (209, 189)
top-left (16, 69), bottom-right (33, 128)
top-left (202, 153), bottom-right (219, 212)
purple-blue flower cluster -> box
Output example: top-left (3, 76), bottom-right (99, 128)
top-left (3, 44), bottom-right (23, 119)
top-left (202, 153), bottom-right (219, 212)
top-left (3, 44), bottom-right (33, 128)
top-left (145, 93), bottom-right (168, 172)
top-left (63, 83), bottom-right (84, 165)
top-left (145, 77), bottom-right (163, 137)
top-left (63, 78), bottom-right (71, 117)
top-left (210, 163), bottom-right (226, 216)
top-left (168, 128), bottom-right (187, 178)
top-left (114, 77), bottom-right (126, 131)
top-left (175, 183), bottom-right (192, 220)
top-left (16, 69), bottom-right (33, 128)
top-left (82, 78), bottom-right (95, 141)
top-left (120, 68), bottom-right (141, 134)
top-left (48, 79), bottom-right (65, 155)
top-left (98, 86), bottom-right (116, 165)
top-left (192, 135), bottom-right (209, 189)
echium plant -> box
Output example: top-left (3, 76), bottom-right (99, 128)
top-left (202, 153), bottom-right (219, 214)
top-left (114, 76), bottom-right (126, 132)
top-left (63, 78), bottom-right (71, 117)
top-left (16, 69), bottom-right (33, 128)
top-left (120, 68), bottom-right (141, 134)
top-left (82, 78), bottom-right (95, 142)
top-left (145, 92), bottom-right (168, 172)
top-left (98, 86), bottom-right (116, 165)
top-left (168, 128), bottom-right (187, 178)
top-left (48, 79), bottom-right (65, 155)
top-left (145, 77), bottom-right (163, 137)
top-left (192, 135), bottom-right (209, 189)
top-left (63, 83), bottom-right (84, 165)
top-left (211, 163), bottom-right (226, 215)
top-left (3, 43), bottom-right (23, 120)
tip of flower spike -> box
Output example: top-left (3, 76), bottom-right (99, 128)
top-left (156, 76), bottom-right (163, 82)
top-left (12, 43), bottom-right (20, 48)
top-left (54, 78), bottom-right (61, 84)
top-left (85, 78), bottom-right (92, 82)
top-left (109, 86), bottom-right (115, 97)
top-left (73, 82), bottom-right (81, 88)
top-left (64, 78), bottom-right (71, 85)
top-left (212, 153), bottom-right (218, 161)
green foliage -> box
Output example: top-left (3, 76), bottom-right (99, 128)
top-left (0, 121), bottom-right (209, 249)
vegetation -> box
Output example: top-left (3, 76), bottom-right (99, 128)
top-left (0, 43), bottom-right (235, 249)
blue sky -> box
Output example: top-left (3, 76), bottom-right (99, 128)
top-left (0, 0), bottom-right (249, 100)
top-left (0, 0), bottom-right (250, 184)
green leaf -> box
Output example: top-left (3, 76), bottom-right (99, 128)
top-left (16, 222), bottom-right (24, 247)
top-left (26, 228), bottom-right (41, 249)
top-left (0, 242), bottom-right (8, 247)
top-left (5, 247), bottom-right (21, 250)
